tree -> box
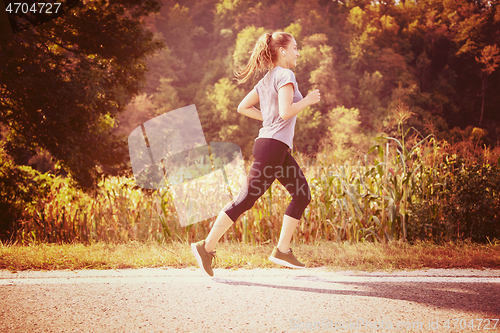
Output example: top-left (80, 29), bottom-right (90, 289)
top-left (0, 0), bottom-right (163, 188)
top-left (202, 77), bottom-right (259, 157)
top-left (447, 0), bottom-right (500, 127)
top-left (322, 106), bottom-right (367, 161)
top-left (476, 44), bottom-right (500, 126)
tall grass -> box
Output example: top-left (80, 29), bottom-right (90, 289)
top-left (10, 115), bottom-right (500, 245)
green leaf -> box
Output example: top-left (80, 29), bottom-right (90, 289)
top-left (345, 190), bottom-right (363, 215)
top-left (409, 134), bottom-right (435, 156)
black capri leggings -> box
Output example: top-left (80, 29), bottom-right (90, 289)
top-left (223, 138), bottom-right (311, 222)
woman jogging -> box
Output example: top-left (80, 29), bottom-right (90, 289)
top-left (191, 31), bottom-right (321, 277)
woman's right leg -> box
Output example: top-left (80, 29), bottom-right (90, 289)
top-left (204, 210), bottom-right (233, 253)
top-left (277, 214), bottom-right (300, 253)
top-left (276, 150), bottom-right (311, 251)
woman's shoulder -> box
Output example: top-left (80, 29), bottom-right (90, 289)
top-left (274, 66), bottom-right (295, 75)
top-left (273, 66), bottom-right (296, 81)
top-left (256, 67), bottom-right (297, 92)
top-left (255, 71), bottom-right (271, 90)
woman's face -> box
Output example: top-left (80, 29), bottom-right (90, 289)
top-left (282, 37), bottom-right (300, 68)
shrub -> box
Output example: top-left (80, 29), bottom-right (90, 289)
top-left (445, 160), bottom-right (500, 242)
top-left (0, 158), bottom-right (53, 241)
top-left (409, 145), bottom-right (500, 243)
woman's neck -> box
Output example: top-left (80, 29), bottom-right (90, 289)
top-left (273, 60), bottom-right (290, 69)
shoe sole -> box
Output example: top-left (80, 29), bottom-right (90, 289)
top-left (268, 255), bottom-right (306, 269)
top-left (191, 243), bottom-right (213, 277)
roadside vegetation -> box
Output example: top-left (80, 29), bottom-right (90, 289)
top-left (1, 1), bottom-right (499, 272)
top-left (4, 111), bottom-right (500, 247)
top-left (1, 112), bottom-right (499, 272)
top-left (2, 240), bottom-right (499, 273)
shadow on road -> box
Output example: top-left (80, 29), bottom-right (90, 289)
top-left (212, 275), bottom-right (500, 316)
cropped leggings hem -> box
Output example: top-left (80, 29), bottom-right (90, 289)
top-left (223, 138), bottom-right (311, 223)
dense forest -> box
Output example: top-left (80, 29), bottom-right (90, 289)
top-left (118, 0), bottom-right (500, 159)
top-left (1, 0), bottom-right (499, 243)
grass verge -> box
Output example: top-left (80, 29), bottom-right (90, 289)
top-left (1, 241), bottom-right (499, 273)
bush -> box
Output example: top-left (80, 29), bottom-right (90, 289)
top-left (0, 158), bottom-right (53, 241)
top-left (410, 151), bottom-right (500, 243)
top-left (448, 162), bottom-right (500, 242)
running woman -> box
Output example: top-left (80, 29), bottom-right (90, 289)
top-left (191, 31), bottom-right (321, 277)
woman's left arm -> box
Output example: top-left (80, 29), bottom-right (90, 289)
top-left (237, 89), bottom-right (263, 121)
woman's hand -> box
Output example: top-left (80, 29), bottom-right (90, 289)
top-left (238, 89), bottom-right (263, 121)
top-left (279, 85), bottom-right (321, 120)
top-left (305, 89), bottom-right (320, 106)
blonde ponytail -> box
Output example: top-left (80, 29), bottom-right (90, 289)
top-left (235, 31), bottom-right (293, 84)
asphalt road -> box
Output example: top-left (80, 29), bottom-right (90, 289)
top-left (1, 268), bottom-right (499, 332)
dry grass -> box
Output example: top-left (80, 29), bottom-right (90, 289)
top-left (1, 240), bottom-right (499, 273)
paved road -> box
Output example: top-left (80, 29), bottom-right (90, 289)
top-left (1, 268), bottom-right (499, 332)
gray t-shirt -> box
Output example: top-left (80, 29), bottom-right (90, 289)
top-left (254, 66), bottom-right (303, 149)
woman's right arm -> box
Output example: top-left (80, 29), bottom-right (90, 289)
top-left (237, 89), bottom-right (263, 121)
top-left (278, 84), bottom-right (320, 121)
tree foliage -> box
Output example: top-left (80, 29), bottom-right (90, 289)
top-left (135, 0), bottom-right (499, 161)
top-left (0, 0), bottom-right (163, 188)
top-left (1, 0), bottom-right (500, 240)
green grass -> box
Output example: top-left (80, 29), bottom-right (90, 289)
top-left (1, 240), bottom-right (499, 273)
